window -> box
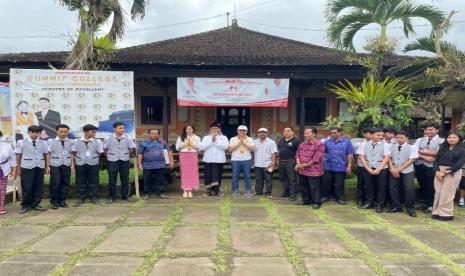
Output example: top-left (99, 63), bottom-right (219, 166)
top-left (296, 97), bottom-right (327, 125)
top-left (140, 96), bottom-right (171, 124)
top-left (338, 101), bottom-right (353, 121)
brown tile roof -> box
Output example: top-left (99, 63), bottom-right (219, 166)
top-left (0, 23), bottom-right (420, 67)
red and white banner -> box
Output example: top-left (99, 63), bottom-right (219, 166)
top-left (177, 78), bottom-right (289, 107)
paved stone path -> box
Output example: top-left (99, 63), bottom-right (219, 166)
top-left (1, 182), bottom-right (465, 275)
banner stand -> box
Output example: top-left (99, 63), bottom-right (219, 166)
top-left (134, 147), bottom-right (139, 199)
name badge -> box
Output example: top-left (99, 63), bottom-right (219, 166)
top-left (85, 150), bottom-right (91, 157)
top-left (62, 150), bottom-right (68, 156)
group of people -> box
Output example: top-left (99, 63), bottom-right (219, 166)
top-left (0, 120), bottom-right (464, 222)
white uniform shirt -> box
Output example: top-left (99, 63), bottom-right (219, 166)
top-left (229, 136), bottom-right (254, 161)
top-left (201, 134), bottom-right (228, 163)
top-left (0, 142), bottom-right (16, 175)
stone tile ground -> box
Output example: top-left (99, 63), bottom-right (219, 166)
top-left (1, 180), bottom-right (465, 275)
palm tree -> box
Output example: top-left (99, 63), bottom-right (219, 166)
top-left (325, 0), bottom-right (446, 52)
top-left (58, 0), bottom-right (150, 70)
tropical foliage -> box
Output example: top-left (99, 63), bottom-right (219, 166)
top-left (58, 0), bottom-right (150, 70)
top-left (329, 75), bottom-right (415, 133)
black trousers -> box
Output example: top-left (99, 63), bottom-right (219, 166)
top-left (279, 159), bottom-right (297, 197)
top-left (322, 171), bottom-right (346, 200)
top-left (363, 168), bottom-right (388, 207)
top-left (415, 164), bottom-right (435, 207)
top-left (107, 160), bottom-right (130, 200)
top-left (21, 167), bottom-right (44, 209)
top-left (204, 163), bottom-right (224, 194)
top-left (299, 174), bottom-right (321, 204)
top-left (356, 166), bottom-right (365, 202)
top-left (143, 168), bottom-right (164, 195)
top-left (255, 167), bottom-right (273, 195)
top-left (76, 164), bottom-right (99, 200)
top-left (49, 165), bottom-right (71, 204)
top-left (389, 171), bottom-right (415, 210)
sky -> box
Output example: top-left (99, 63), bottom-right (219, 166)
top-left (0, 0), bottom-right (464, 56)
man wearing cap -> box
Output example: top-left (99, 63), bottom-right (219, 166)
top-left (201, 121), bottom-right (229, 196)
top-left (72, 124), bottom-right (104, 206)
top-left (229, 125), bottom-right (256, 197)
top-left (253, 128), bottom-right (278, 198)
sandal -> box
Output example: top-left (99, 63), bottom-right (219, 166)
top-left (183, 191), bottom-right (188, 198)
top-left (187, 191), bottom-right (193, 198)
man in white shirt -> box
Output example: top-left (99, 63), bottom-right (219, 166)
top-left (388, 131), bottom-right (418, 217)
top-left (201, 121), bottom-right (229, 196)
top-left (229, 125), bottom-right (256, 198)
top-left (414, 123), bottom-right (444, 213)
top-left (253, 128), bottom-right (278, 198)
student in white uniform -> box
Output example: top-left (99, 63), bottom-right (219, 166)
top-left (73, 124), bottom-right (104, 206)
top-left (48, 124), bottom-right (74, 209)
top-left (388, 131), bottom-right (418, 217)
top-left (358, 127), bottom-right (391, 212)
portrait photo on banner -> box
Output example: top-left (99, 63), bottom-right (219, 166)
top-left (9, 69), bottom-right (135, 141)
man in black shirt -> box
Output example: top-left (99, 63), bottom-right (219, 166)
top-left (277, 127), bottom-right (300, 201)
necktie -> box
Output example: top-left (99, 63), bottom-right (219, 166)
top-left (372, 143), bottom-right (376, 149)
top-left (84, 141), bottom-right (89, 147)
top-left (116, 137), bottom-right (122, 142)
top-left (427, 139), bottom-right (432, 146)
top-left (398, 145), bottom-right (402, 152)
top-left (60, 140), bottom-right (65, 147)
top-left (32, 140), bottom-right (36, 147)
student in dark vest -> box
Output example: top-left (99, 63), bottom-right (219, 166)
top-left (103, 122), bottom-right (136, 203)
top-left (47, 124), bottom-right (74, 209)
top-left (358, 127), bottom-right (391, 212)
top-left (15, 125), bottom-right (49, 214)
top-left (387, 131), bottom-right (418, 217)
top-left (353, 128), bottom-right (373, 207)
top-left (73, 124), bottom-right (104, 206)
top-left (414, 123), bottom-right (444, 213)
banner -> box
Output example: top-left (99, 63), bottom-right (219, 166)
top-left (177, 78), bottom-right (289, 107)
top-left (10, 69), bottom-right (134, 140)
top-left (0, 82), bottom-right (12, 140)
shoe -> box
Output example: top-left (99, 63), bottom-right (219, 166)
top-left (73, 200), bottom-right (85, 207)
top-left (216, 192), bottom-right (224, 197)
top-left (142, 194), bottom-right (150, 200)
top-left (203, 192), bottom-right (211, 197)
top-left (337, 200), bottom-right (346, 205)
top-left (312, 204), bottom-right (321, 210)
top-left (388, 208), bottom-right (402, 213)
top-left (158, 194), bottom-right (169, 199)
top-left (91, 198), bottom-right (101, 205)
top-left (289, 196), bottom-right (297, 201)
top-left (266, 194), bottom-right (273, 199)
top-left (407, 209), bottom-right (417, 217)
top-left (244, 193), bottom-right (253, 198)
top-left (416, 205), bottom-right (428, 211)
top-left (51, 203), bottom-right (59, 209)
top-left (423, 207), bottom-right (433, 213)
top-left (438, 216), bottom-right (454, 221)
top-left (122, 197), bottom-right (135, 202)
top-left (183, 191), bottom-right (188, 198)
top-left (32, 205), bottom-right (47, 212)
top-left (458, 200), bottom-right (464, 207)
top-left (59, 202), bottom-right (69, 208)
top-left (357, 201), bottom-right (364, 208)
top-left (253, 192), bottom-right (263, 195)
top-left (231, 193), bottom-right (240, 198)
top-left (19, 207), bottom-right (29, 214)
top-left (432, 215), bottom-right (439, 220)
top-left (359, 203), bottom-right (372, 209)
top-left (107, 198), bottom-right (114, 204)
top-left (320, 197), bottom-right (328, 203)
top-left (0, 210), bottom-right (6, 215)
top-left (375, 207), bottom-right (383, 213)
top-left (296, 201), bottom-right (311, 205)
